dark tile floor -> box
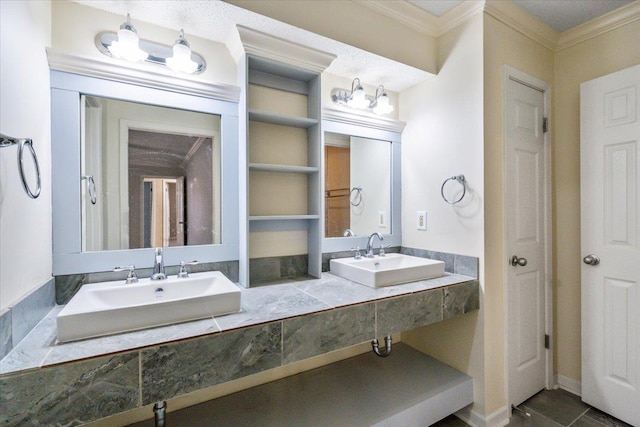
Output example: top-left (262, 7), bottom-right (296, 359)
top-left (432, 389), bottom-right (633, 427)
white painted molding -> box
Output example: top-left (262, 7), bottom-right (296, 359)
top-left (353, 0), bottom-right (440, 37)
top-left (484, 0), bottom-right (559, 51)
top-left (354, 0), bottom-right (484, 37)
top-left (555, 374), bottom-right (582, 397)
top-left (46, 49), bottom-right (240, 103)
top-left (236, 25), bottom-right (336, 73)
top-left (322, 107), bottom-right (406, 133)
top-left (436, 0), bottom-right (487, 36)
top-left (455, 405), bottom-right (510, 427)
top-left (556, 1), bottom-right (640, 51)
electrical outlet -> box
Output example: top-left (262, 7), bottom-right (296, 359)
top-left (417, 211), bottom-right (427, 230)
top-left (378, 211), bottom-right (386, 228)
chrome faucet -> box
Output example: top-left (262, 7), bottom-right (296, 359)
top-left (151, 247), bottom-right (166, 280)
top-left (365, 232), bottom-right (384, 258)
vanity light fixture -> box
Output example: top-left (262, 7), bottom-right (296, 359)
top-left (331, 78), bottom-right (394, 115)
top-left (96, 14), bottom-right (206, 75)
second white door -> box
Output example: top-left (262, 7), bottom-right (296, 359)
top-left (505, 74), bottom-right (549, 407)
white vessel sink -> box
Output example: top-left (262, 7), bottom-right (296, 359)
top-left (57, 271), bottom-right (241, 342)
top-left (330, 253), bottom-right (445, 288)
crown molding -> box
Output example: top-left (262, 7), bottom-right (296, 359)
top-left (322, 107), bottom-right (406, 133)
top-left (46, 49), bottom-right (240, 102)
top-left (236, 25), bottom-right (336, 73)
top-left (353, 0), bottom-right (440, 37)
top-left (354, 0), bottom-right (484, 38)
top-left (556, 1), bottom-right (640, 51)
top-left (484, 0), bottom-right (559, 51)
top-left (436, 0), bottom-right (487, 36)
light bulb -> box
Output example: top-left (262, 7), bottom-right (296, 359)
top-left (373, 93), bottom-right (394, 115)
top-left (166, 29), bottom-right (199, 74)
top-left (108, 14), bottom-right (148, 63)
top-left (347, 85), bottom-right (370, 109)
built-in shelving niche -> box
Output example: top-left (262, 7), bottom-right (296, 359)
top-left (239, 54), bottom-right (324, 287)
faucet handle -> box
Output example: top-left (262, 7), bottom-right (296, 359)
top-left (350, 247), bottom-right (362, 260)
top-left (379, 245), bottom-right (388, 257)
top-left (178, 260), bottom-right (198, 278)
top-left (113, 265), bottom-right (138, 284)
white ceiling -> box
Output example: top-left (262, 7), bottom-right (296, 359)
top-left (409, 0), bottom-right (634, 32)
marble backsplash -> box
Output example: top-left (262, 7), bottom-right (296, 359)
top-left (0, 278), bottom-right (55, 360)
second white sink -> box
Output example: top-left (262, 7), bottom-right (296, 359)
top-left (330, 253), bottom-right (445, 288)
top-left (57, 271), bottom-right (241, 342)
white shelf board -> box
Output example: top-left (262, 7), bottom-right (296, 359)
top-left (249, 163), bottom-right (319, 174)
top-left (248, 109), bottom-right (318, 128)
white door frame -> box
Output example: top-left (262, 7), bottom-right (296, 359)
top-left (502, 65), bottom-right (554, 408)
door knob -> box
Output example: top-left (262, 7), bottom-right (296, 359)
top-left (583, 254), bottom-right (600, 266)
top-left (510, 255), bottom-right (527, 267)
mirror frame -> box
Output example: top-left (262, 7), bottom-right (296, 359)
top-left (51, 70), bottom-right (239, 275)
top-left (321, 119), bottom-right (401, 253)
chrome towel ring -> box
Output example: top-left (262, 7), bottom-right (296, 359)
top-left (350, 186), bottom-right (363, 206)
top-left (1, 133), bottom-right (41, 199)
top-left (82, 175), bottom-right (97, 205)
top-left (441, 174), bottom-right (466, 205)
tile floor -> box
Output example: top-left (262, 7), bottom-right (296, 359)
top-left (432, 389), bottom-right (633, 427)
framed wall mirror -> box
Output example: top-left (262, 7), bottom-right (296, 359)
top-left (324, 132), bottom-right (391, 238)
top-left (81, 96), bottom-right (221, 252)
top-left (51, 71), bottom-right (239, 275)
top-left (322, 120), bottom-right (401, 254)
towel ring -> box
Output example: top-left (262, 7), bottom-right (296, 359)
top-left (82, 175), bottom-right (97, 205)
top-left (441, 175), bottom-right (466, 205)
top-left (1, 133), bottom-right (41, 199)
top-left (350, 186), bottom-right (363, 206)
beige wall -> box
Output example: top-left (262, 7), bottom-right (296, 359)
top-left (0, 0), bottom-right (52, 310)
top-left (553, 19), bottom-right (640, 383)
top-left (226, 0), bottom-right (438, 74)
top-left (400, 14), bottom-right (486, 416)
top-left (482, 13), bottom-right (555, 414)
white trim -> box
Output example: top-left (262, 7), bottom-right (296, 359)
top-left (46, 49), bottom-right (240, 103)
top-left (555, 374), bottom-right (582, 397)
top-left (502, 65), bottom-right (554, 409)
top-left (456, 405), bottom-right (510, 427)
top-left (556, 1), bottom-right (640, 51)
top-left (236, 25), bottom-right (336, 73)
top-left (322, 107), bottom-right (406, 133)
top-left (483, 0), bottom-right (639, 52)
top-left (484, 0), bottom-right (559, 51)
top-left (354, 0), bottom-right (484, 37)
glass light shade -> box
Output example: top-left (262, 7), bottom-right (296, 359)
top-left (108, 28), bottom-right (148, 62)
top-left (347, 86), bottom-right (370, 109)
top-left (373, 93), bottom-right (394, 115)
top-left (166, 42), bottom-right (198, 74)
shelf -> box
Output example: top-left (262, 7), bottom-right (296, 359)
top-left (249, 163), bottom-right (319, 174)
top-left (250, 215), bottom-right (320, 221)
top-left (249, 109), bottom-right (318, 128)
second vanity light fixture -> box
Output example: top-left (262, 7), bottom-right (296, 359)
top-left (95, 14), bottom-right (206, 75)
top-left (331, 78), bottom-right (394, 115)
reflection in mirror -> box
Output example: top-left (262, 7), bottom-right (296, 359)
top-left (81, 96), bottom-right (221, 251)
top-left (324, 132), bottom-right (391, 238)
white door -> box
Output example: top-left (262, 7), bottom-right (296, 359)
top-left (506, 75), bottom-right (549, 407)
top-left (581, 64), bottom-right (640, 426)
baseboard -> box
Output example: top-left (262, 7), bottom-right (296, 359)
top-left (555, 374), bottom-right (582, 396)
top-left (455, 404), bottom-right (510, 427)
